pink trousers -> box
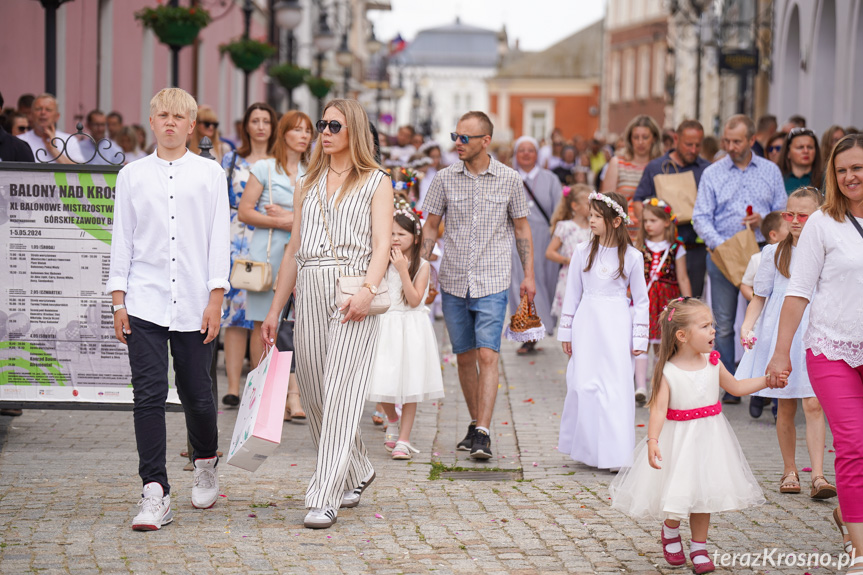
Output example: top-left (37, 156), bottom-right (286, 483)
top-left (807, 350), bottom-right (863, 522)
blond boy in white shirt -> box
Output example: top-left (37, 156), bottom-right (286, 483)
top-left (106, 88), bottom-right (230, 531)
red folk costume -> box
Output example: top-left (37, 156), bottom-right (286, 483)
top-left (642, 240), bottom-right (683, 342)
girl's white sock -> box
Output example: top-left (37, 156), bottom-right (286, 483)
top-left (690, 540), bottom-right (709, 565)
top-left (662, 521), bottom-right (681, 553)
top-left (634, 355), bottom-right (649, 390)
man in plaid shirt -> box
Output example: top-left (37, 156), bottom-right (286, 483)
top-left (422, 111), bottom-right (536, 460)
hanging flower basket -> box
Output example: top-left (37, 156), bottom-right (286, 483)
top-left (220, 38), bottom-right (277, 73)
top-left (269, 63), bottom-right (310, 91)
top-left (135, 5), bottom-right (211, 48)
top-left (306, 76), bottom-right (334, 100)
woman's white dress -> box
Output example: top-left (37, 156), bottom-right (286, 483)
top-left (735, 244), bottom-right (813, 398)
top-left (610, 356), bottom-right (765, 520)
top-left (557, 243), bottom-right (649, 469)
top-left (367, 261), bottom-right (445, 404)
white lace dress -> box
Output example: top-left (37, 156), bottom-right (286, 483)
top-left (610, 356), bottom-right (765, 520)
top-left (785, 210), bottom-right (863, 368)
top-left (557, 243), bottom-right (649, 469)
top-left (367, 260), bottom-right (445, 404)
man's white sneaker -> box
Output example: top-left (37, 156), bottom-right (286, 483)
top-left (132, 482), bottom-right (173, 531)
top-left (191, 456), bottom-right (219, 509)
top-left (304, 506), bottom-right (338, 529)
top-left (340, 469), bottom-right (376, 508)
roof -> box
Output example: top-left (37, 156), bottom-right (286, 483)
top-left (397, 18), bottom-right (500, 68)
top-left (495, 20), bottom-right (603, 79)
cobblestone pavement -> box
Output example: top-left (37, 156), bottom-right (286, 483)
top-left (0, 322), bottom-right (849, 574)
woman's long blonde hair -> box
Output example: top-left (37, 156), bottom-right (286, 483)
top-left (773, 186), bottom-right (822, 278)
top-left (299, 99), bottom-right (382, 207)
top-left (647, 298), bottom-right (712, 408)
top-left (549, 184), bottom-right (591, 233)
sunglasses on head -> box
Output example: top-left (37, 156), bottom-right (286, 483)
top-left (787, 127), bottom-right (815, 139)
top-left (450, 132), bottom-right (487, 144)
top-left (781, 211), bottom-right (810, 223)
top-left (201, 121), bottom-right (219, 129)
top-left (316, 120), bottom-right (343, 134)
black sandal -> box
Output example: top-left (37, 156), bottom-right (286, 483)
top-left (222, 394), bottom-right (240, 407)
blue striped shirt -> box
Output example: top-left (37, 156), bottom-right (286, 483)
top-left (692, 154), bottom-right (787, 249)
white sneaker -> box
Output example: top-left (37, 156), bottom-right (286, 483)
top-left (191, 456), bottom-right (219, 509)
top-left (132, 482), bottom-right (173, 531)
top-left (304, 506), bottom-right (338, 529)
top-left (635, 388), bottom-right (647, 403)
top-left (340, 469), bottom-right (376, 508)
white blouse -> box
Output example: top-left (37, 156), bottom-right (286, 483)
top-left (786, 209), bottom-right (863, 367)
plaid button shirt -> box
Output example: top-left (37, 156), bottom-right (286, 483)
top-left (423, 155), bottom-right (529, 298)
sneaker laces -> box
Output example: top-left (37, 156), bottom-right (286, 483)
top-left (137, 495), bottom-right (162, 515)
top-left (194, 467), bottom-right (216, 490)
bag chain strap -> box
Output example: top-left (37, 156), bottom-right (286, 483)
top-left (314, 172), bottom-right (345, 278)
top-left (265, 162), bottom-right (274, 262)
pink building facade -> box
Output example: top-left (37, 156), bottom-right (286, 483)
top-left (1, 0), bottom-right (270, 139)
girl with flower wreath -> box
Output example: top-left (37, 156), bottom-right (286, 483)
top-left (558, 191), bottom-right (649, 470)
top-left (633, 197), bottom-right (692, 403)
top-left (610, 297), bottom-right (786, 574)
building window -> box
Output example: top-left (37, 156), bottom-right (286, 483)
top-left (637, 45), bottom-right (651, 100)
top-left (653, 42), bottom-right (666, 98)
top-left (622, 48), bottom-right (635, 101)
top-left (610, 52), bottom-right (621, 103)
top-left (522, 100), bottom-right (555, 143)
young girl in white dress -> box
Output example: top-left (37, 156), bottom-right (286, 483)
top-left (610, 298), bottom-right (786, 574)
top-left (546, 184), bottom-right (592, 324)
top-left (558, 191), bottom-right (650, 470)
top-left (367, 204), bottom-right (444, 460)
top-left (736, 187), bottom-right (836, 498)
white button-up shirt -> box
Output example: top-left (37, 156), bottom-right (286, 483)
top-left (19, 128), bottom-right (86, 163)
top-left (106, 150), bottom-right (231, 331)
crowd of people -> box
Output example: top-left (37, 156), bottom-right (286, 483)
top-left (2, 86), bottom-right (862, 574)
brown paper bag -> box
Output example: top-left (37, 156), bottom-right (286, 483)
top-left (655, 170), bottom-right (698, 223)
top-left (709, 228), bottom-right (760, 288)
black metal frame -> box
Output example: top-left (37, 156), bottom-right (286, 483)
top-left (34, 122), bottom-right (126, 166)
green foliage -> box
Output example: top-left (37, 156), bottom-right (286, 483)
top-left (305, 76), bottom-right (335, 99)
top-left (220, 38), bottom-right (277, 73)
top-left (269, 63), bottom-right (311, 91)
top-left (134, 5), bottom-right (211, 30)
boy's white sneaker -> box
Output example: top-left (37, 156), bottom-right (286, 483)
top-left (191, 456), bottom-right (219, 509)
top-left (132, 482), bottom-right (173, 531)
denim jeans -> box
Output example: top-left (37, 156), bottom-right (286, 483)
top-left (440, 289), bottom-right (509, 354)
top-left (127, 316), bottom-right (219, 494)
top-left (706, 254), bottom-right (739, 378)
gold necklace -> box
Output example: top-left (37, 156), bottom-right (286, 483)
top-left (330, 164), bottom-right (351, 176)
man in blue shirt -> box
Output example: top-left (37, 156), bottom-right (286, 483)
top-left (634, 119), bottom-right (711, 297)
top-left (693, 114), bottom-right (787, 402)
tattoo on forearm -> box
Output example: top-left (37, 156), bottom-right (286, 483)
top-left (421, 238), bottom-right (435, 260)
top-left (516, 238), bottom-right (531, 270)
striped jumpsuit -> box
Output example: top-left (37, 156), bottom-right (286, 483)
top-left (294, 168), bottom-right (385, 510)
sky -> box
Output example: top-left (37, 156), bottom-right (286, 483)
top-left (368, 0), bottom-right (606, 53)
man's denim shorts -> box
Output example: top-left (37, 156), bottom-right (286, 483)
top-left (440, 289), bottom-right (508, 354)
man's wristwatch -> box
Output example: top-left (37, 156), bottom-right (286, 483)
top-left (111, 304), bottom-right (126, 314)
top-left (362, 283), bottom-right (377, 295)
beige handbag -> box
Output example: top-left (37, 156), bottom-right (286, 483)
top-left (229, 164), bottom-right (275, 292)
top-left (654, 161), bottom-right (698, 224)
top-left (709, 226), bottom-right (760, 288)
top-left (315, 177), bottom-right (390, 315)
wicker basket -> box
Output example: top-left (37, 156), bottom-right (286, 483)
top-left (504, 294), bottom-right (546, 343)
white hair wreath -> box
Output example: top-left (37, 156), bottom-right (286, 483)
top-left (588, 191), bottom-right (632, 225)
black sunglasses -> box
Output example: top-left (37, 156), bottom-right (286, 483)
top-left (450, 132), bottom-right (487, 144)
top-left (316, 120), bottom-right (343, 134)
top-left (201, 121), bottom-right (219, 129)
top-left (768, 145), bottom-right (782, 153)
top-left (15, 125), bottom-right (29, 134)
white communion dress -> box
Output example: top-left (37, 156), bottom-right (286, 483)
top-left (609, 354), bottom-right (765, 520)
top-left (367, 260), bottom-right (445, 404)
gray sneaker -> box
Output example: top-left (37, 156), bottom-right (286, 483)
top-left (304, 506), bottom-right (338, 529)
top-left (132, 482), bottom-right (174, 531)
top-left (341, 470), bottom-right (376, 508)
top-left (191, 456), bottom-right (219, 509)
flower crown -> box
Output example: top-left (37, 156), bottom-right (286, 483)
top-left (588, 191), bottom-right (632, 225)
top-left (645, 197), bottom-right (678, 224)
top-left (393, 197), bottom-right (422, 236)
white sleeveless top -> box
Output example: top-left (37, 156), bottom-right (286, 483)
top-left (296, 168), bottom-right (386, 274)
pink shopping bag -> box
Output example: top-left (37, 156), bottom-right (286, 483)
top-left (227, 345), bottom-right (291, 471)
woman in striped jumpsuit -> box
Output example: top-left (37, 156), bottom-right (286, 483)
top-left (262, 99), bottom-right (393, 529)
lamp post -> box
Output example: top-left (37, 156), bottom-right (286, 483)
top-left (335, 33), bottom-right (353, 97)
top-left (274, 0), bottom-right (303, 109)
top-left (687, 0), bottom-right (713, 122)
top-left (39, 0), bottom-right (74, 95)
top-left (411, 84), bottom-right (421, 128)
top-left (312, 8), bottom-right (337, 117)
top-left (241, 0), bottom-right (254, 109)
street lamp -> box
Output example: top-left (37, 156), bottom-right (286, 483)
top-left (687, 0), bottom-right (713, 121)
top-left (313, 10), bottom-right (337, 53)
top-left (275, 0), bottom-right (302, 30)
top-left (411, 84), bottom-right (422, 127)
top-left (242, 0), bottom-right (255, 109)
top-left (335, 33), bottom-right (353, 97)
top-left (366, 24), bottom-right (383, 56)
top-left (38, 0), bottom-right (74, 95)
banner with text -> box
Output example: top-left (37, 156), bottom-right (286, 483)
top-left (0, 167), bottom-right (180, 404)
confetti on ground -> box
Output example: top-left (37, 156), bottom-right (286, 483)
top-left (532, 462), bottom-right (538, 466)
top-left (802, 467), bottom-right (812, 472)
top-left (502, 421), bottom-right (508, 425)
top-left (248, 513), bottom-right (256, 518)
top-left (523, 398), bottom-right (535, 403)
top-left (375, 513), bottom-right (384, 519)
top-left (636, 424), bottom-right (645, 427)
